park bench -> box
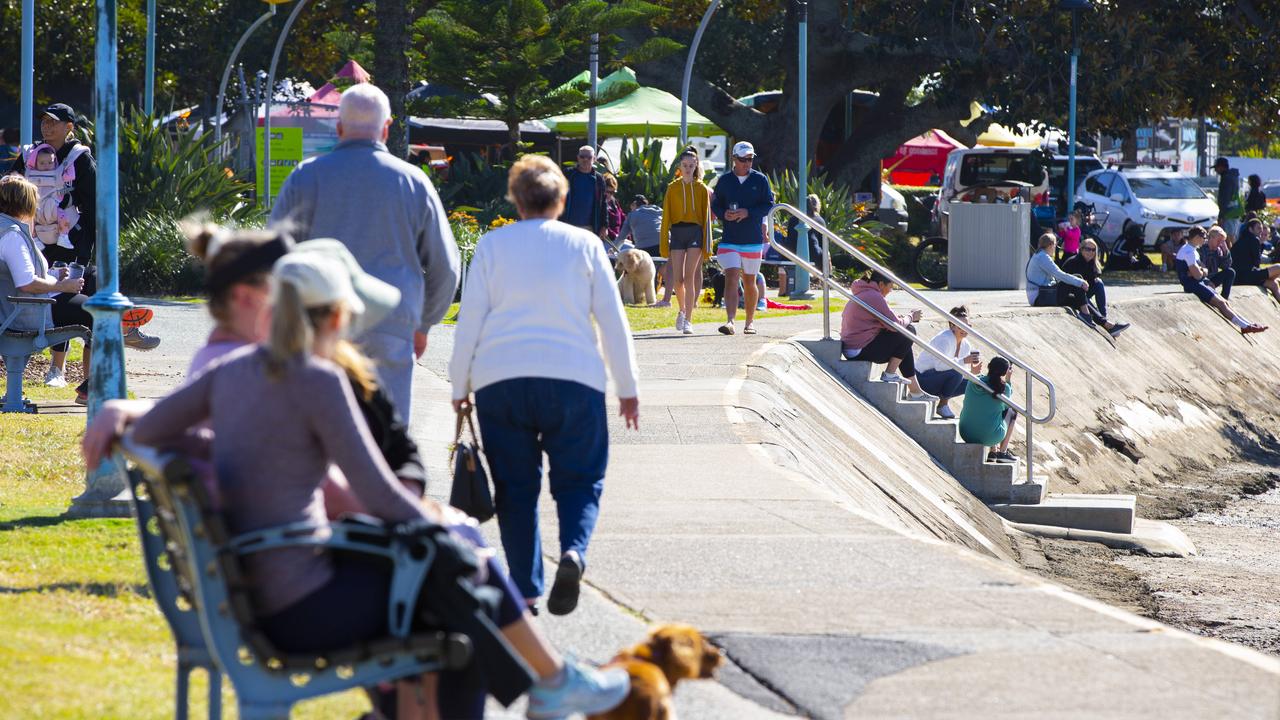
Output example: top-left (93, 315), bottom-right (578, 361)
top-left (0, 296), bottom-right (89, 412)
top-left (118, 434), bottom-right (474, 720)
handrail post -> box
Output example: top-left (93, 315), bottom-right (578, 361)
top-left (822, 233), bottom-right (831, 339)
top-left (1026, 368), bottom-right (1034, 486)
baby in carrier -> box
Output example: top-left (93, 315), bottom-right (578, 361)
top-left (25, 143), bottom-right (81, 251)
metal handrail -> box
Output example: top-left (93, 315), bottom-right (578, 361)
top-left (767, 203), bottom-right (1057, 487)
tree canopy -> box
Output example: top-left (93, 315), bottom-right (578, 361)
top-left (410, 0), bottom-right (675, 149)
top-left (620, 0), bottom-right (1280, 187)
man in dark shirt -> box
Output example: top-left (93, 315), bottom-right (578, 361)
top-left (560, 145), bottom-right (606, 239)
top-left (1230, 217), bottom-right (1280, 303)
top-left (8, 103), bottom-right (160, 380)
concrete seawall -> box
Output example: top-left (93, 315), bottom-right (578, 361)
top-left (905, 290), bottom-right (1280, 512)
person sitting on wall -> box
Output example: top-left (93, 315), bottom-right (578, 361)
top-left (1175, 225), bottom-right (1266, 334)
top-left (1026, 232), bottom-right (1129, 339)
top-left (1198, 226), bottom-right (1235, 299)
top-left (1231, 217), bottom-right (1280, 304)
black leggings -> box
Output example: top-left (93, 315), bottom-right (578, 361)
top-left (1034, 283), bottom-right (1106, 323)
top-left (49, 264), bottom-right (96, 353)
top-left (856, 329), bottom-right (916, 377)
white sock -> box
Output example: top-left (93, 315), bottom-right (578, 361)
top-left (1232, 316), bottom-right (1250, 329)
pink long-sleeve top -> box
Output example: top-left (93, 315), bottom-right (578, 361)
top-left (131, 345), bottom-right (428, 616)
top-left (840, 279), bottom-right (910, 351)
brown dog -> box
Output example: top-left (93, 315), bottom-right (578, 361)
top-left (588, 623), bottom-right (723, 720)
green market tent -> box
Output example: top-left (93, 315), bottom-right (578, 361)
top-left (544, 86), bottom-right (723, 137)
top-left (555, 66), bottom-right (640, 98)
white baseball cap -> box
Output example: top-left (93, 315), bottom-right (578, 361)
top-left (292, 239), bottom-right (402, 338)
top-left (272, 253), bottom-right (366, 317)
top-left (732, 141), bottom-right (756, 159)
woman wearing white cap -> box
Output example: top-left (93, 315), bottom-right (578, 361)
top-left (111, 251), bottom-right (630, 720)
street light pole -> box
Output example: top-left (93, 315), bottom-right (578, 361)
top-left (262, 0), bottom-right (311, 209)
top-left (215, 5), bottom-right (279, 150)
top-left (144, 0), bottom-right (156, 115)
top-left (1062, 0), bottom-right (1090, 219)
top-left (70, 0), bottom-right (135, 518)
top-left (588, 33), bottom-right (599, 151)
top-left (792, 0), bottom-right (812, 299)
top-left (680, 0), bottom-right (722, 147)
top-left (20, 0), bottom-right (33, 144)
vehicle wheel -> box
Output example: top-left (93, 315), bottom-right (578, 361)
top-left (914, 236), bottom-right (949, 289)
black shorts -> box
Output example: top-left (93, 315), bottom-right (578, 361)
top-left (1236, 267), bottom-right (1271, 287)
top-left (669, 223), bottom-right (703, 251)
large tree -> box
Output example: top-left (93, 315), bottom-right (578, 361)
top-left (411, 0), bottom-right (676, 151)
top-left (621, 0), bottom-right (1280, 188)
top-left (0, 0), bottom-right (378, 125)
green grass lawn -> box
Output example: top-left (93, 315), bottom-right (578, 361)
top-left (0, 380), bottom-right (367, 719)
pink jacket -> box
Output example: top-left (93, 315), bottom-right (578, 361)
top-left (841, 279), bottom-right (908, 350)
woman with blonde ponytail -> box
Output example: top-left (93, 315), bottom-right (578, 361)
top-left (658, 147), bottom-right (712, 333)
top-left (93, 238), bottom-right (631, 720)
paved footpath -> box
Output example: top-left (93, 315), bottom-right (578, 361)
top-left (132, 296), bottom-right (1280, 719)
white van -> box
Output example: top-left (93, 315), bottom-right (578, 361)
top-left (932, 147), bottom-right (1103, 237)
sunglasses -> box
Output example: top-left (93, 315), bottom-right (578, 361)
top-left (1080, 248), bottom-right (1096, 253)
top-left (733, 156), bottom-right (754, 162)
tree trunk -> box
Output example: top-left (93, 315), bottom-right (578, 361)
top-left (507, 114), bottom-right (522, 159)
top-left (374, 0), bottom-right (410, 159)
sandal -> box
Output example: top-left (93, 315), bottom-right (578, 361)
top-left (743, 325), bottom-right (757, 335)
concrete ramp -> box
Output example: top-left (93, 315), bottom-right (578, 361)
top-left (736, 340), bottom-right (1015, 560)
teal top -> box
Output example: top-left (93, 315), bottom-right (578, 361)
top-left (959, 375), bottom-right (1013, 447)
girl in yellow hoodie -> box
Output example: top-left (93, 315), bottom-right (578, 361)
top-left (659, 148), bottom-right (713, 334)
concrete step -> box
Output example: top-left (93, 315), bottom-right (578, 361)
top-left (990, 494), bottom-right (1136, 534)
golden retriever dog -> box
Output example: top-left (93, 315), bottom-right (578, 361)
top-left (588, 623), bottom-right (723, 720)
top-left (616, 248), bottom-right (657, 305)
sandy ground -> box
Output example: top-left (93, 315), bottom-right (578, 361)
top-left (1022, 460), bottom-right (1280, 657)
top-left (1118, 481), bottom-right (1280, 655)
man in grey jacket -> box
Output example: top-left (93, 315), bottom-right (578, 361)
top-left (270, 83), bottom-right (460, 418)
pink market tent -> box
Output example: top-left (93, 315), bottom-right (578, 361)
top-left (307, 59), bottom-right (372, 109)
top-left (258, 59), bottom-right (372, 157)
top-left (883, 129), bottom-right (965, 186)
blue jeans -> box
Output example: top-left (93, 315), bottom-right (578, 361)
top-left (475, 378), bottom-right (608, 600)
top-left (1086, 277), bottom-right (1108, 318)
top-left (917, 368), bottom-right (967, 400)
top-left (1223, 218), bottom-right (1241, 242)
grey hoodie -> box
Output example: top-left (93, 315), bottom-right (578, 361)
top-left (617, 204), bottom-right (662, 249)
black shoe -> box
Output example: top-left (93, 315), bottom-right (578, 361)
top-left (547, 552), bottom-right (583, 616)
top-left (1108, 322), bottom-right (1131, 339)
top-left (991, 450), bottom-right (1019, 464)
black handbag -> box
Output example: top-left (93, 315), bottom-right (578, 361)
top-left (449, 405), bottom-right (495, 523)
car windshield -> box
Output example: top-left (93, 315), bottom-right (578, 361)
top-left (958, 154), bottom-right (1045, 187)
top-left (1127, 176), bottom-right (1205, 200)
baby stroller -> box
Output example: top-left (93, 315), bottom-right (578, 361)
top-left (1104, 220), bottom-right (1152, 272)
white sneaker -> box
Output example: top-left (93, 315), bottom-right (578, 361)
top-left (44, 366), bottom-right (67, 388)
top-left (675, 312), bottom-right (687, 332)
top-left (880, 372), bottom-right (909, 385)
top-left (682, 318), bottom-right (694, 335)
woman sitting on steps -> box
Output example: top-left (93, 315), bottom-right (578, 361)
top-left (840, 270), bottom-right (936, 402)
top-left (958, 356), bottom-right (1020, 464)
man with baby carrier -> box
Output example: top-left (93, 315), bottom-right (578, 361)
top-left (7, 102), bottom-right (160, 391)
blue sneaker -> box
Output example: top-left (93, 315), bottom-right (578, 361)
top-left (525, 658), bottom-right (630, 720)
top-left (756, 298), bottom-right (766, 311)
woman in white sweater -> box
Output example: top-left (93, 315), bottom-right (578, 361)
top-left (450, 153), bottom-right (640, 617)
